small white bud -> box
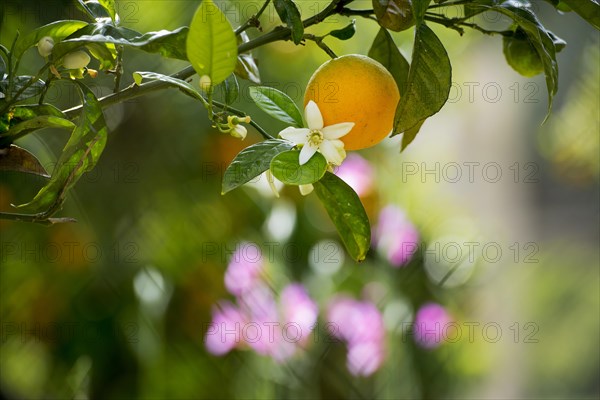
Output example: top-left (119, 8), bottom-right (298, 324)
top-left (199, 75), bottom-right (212, 92)
top-left (230, 124), bottom-right (247, 140)
top-left (37, 36), bottom-right (54, 57)
top-left (62, 51), bottom-right (91, 69)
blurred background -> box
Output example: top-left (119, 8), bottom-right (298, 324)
top-left (1, 0), bottom-right (598, 399)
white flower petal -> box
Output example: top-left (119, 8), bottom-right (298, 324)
top-left (299, 143), bottom-right (318, 165)
top-left (322, 122), bottom-right (354, 140)
top-left (299, 184), bottom-right (314, 196)
top-left (279, 127), bottom-right (310, 144)
top-left (305, 101), bottom-right (324, 130)
top-left (319, 140), bottom-right (346, 166)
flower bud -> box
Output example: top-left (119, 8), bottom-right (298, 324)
top-left (62, 51), bottom-right (91, 69)
top-left (37, 36), bottom-right (54, 58)
top-left (230, 124), bottom-right (247, 140)
top-left (199, 75), bottom-right (212, 92)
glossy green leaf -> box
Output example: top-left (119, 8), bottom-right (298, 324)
top-left (561, 0), bottom-right (600, 29)
top-left (401, 119), bottom-right (424, 150)
top-left (249, 86), bottom-right (303, 127)
top-left (221, 74), bottom-right (239, 105)
top-left (393, 24), bottom-right (451, 135)
top-left (330, 20), bottom-right (357, 40)
top-left (274, 0), bottom-right (304, 45)
top-left (14, 20), bottom-right (89, 60)
top-left (98, 0), bottom-right (117, 22)
top-left (187, 0), bottom-right (238, 85)
top-left (16, 81), bottom-right (108, 214)
top-left (485, 2), bottom-right (562, 118)
top-left (373, 0), bottom-right (416, 32)
top-left (313, 172), bottom-right (371, 262)
top-left (55, 24), bottom-right (189, 60)
top-left (0, 144), bottom-right (50, 177)
top-left (368, 28), bottom-right (410, 95)
top-left (3, 115), bottom-right (74, 142)
top-left (0, 76), bottom-right (45, 102)
top-left (234, 32), bottom-right (261, 84)
top-left (222, 139), bottom-right (294, 194)
top-left (132, 71), bottom-right (204, 101)
top-left (270, 150), bottom-right (327, 185)
top-left (412, 0), bottom-right (432, 22)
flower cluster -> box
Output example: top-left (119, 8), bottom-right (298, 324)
top-left (205, 244), bottom-right (318, 362)
top-left (327, 296), bottom-right (386, 377)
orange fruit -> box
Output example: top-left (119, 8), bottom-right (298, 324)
top-left (303, 54), bottom-right (400, 151)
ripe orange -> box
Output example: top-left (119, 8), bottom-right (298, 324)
top-left (303, 54), bottom-right (400, 151)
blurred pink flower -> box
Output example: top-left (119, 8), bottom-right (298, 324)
top-left (347, 341), bottom-right (385, 377)
top-left (327, 296), bottom-right (386, 376)
top-left (238, 283), bottom-right (280, 357)
top-left (375, 206), bottom-right (420, 267)
top-left (205, 301), bottom-right (246, 356)
top-left (224, 242), bottom-right (263, 296)
top-left (334, 153), bottom-right (374, 197)
top-left (280, 283), bottom-right (319, 346)
top-left (413, 302), bottom-right (452, 349)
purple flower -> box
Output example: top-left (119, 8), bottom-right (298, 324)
top-left (224, 242), bottom-right (263, 296)
top-left (280, 283), bottom-right (319, 346)
top-left (413, 302), bottom-right (452, 349)
top-left (327, 296), bottom-right (386, 376)
top-left (375, 206), bottom-right (420, 267)
top-left (335, 153), bottom-right (374, 197)
top-left (205, 301), bottom-right (245, 356)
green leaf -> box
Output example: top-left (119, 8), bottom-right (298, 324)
top-left (249, 86), bottom-right (304, 127)
top-left (270, 150), bottom-right (328, 185)
top-left (16, 81), bottom-right (108, 215)
top-left (412, 0), bottom-right (432, 23)
top-left (313, 172), bottom-right (371, 262)
top-left (221, 74), bottom-right (239, 105)
top-left (484, 3), bottom-right (561, 118)
top-left (222, 139), bottom-right (294, 194)
top-left (274, 0), bottom-right (304, 45)
top-left (186, 0), bottom-right (238, 85)
top-left (132, 71), bottom-right (204, 101)
top-left (393, 24), bottom-right (451, 135)
top-left (14, 20), bottom-right (89, 60)
top-left (0, 76), bottom-right (45, 102)
top-left (55, 24), bottom-right (189, 60)
top-left (234, 32), bottom-right (261, 83)
top-left (560, 0), bottom-right (600, 30)
top-left (372, 0), bottom-right (416, 32)
top-left (368, 28), bottom-right (410, 95)
top-left (330, 20), bottom-right (357, 40)
top-left (401, 119), bottom-right (424, 150)
top-left (0, 144), bottom-right (50, 177)
top-left (4, 115), bottom-right (74, 143)
top-left (98, 0), bottom-right (117, 22)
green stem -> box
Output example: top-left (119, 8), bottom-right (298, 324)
top-left (303, 34), bottom-right (338, 59)
top-left (113, 45), bottom-right (124, 93)
top-left (425, 14), bottom-right (512, 36)
top-left (0, 212), bottom-right (76, 225)
top-left (235, 0), bottom-right (271, 35)
top-left (64, 0), bottom-right (347, 119)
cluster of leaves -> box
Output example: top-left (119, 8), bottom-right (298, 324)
top-left (0, 0), bottom-right (597, 258)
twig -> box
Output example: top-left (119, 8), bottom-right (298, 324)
top-left (235, 0), bottom-right (271, 35)
top-left (303, 34), bottom-right (338, 59)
